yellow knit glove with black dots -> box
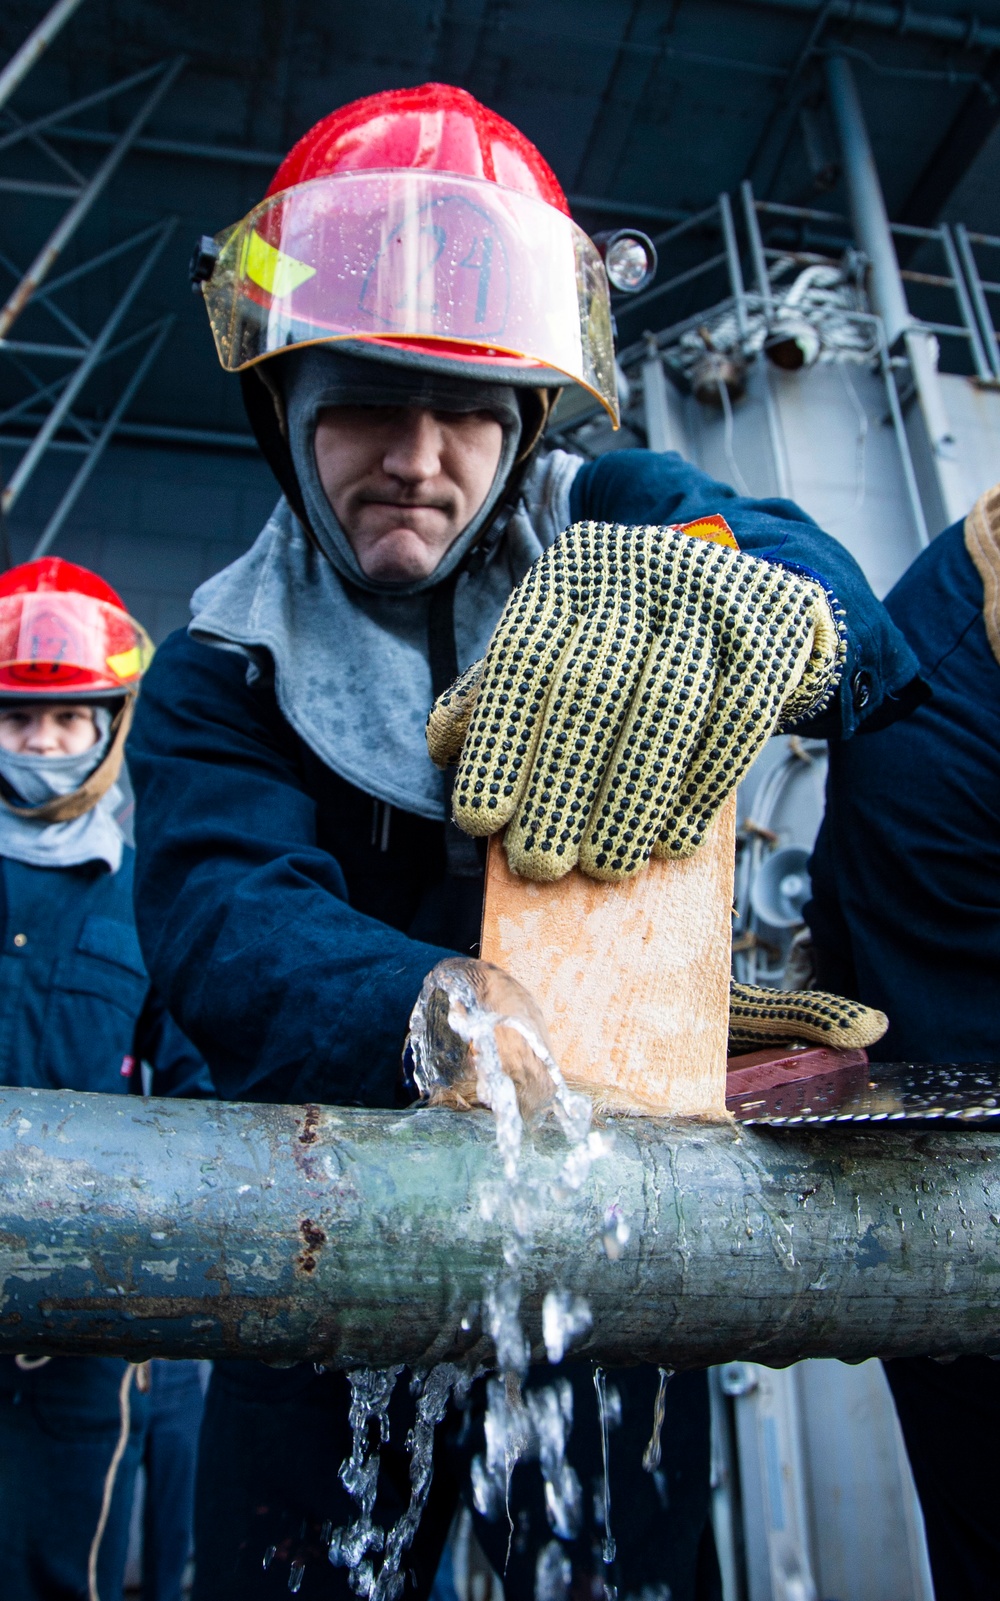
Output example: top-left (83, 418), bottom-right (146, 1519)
top-left (728, 981), bottom-right (887, 1052)
top-left (426, 520), bottom-right (843, 882)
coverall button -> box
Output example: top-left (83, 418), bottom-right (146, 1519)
top-left (13, 933), bottom-right (26, 948)
top-left (851, 669), bottom-right (873, 711)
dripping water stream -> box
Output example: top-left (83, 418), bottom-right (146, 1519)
top-left (593, 1366), bottom-right (617, 1572)
top-left (410, 960), bottom-right (605, 1566)
top-left (321, 961), bottom-right (616, 1599)
top-left (641, 1367), bottom-right (674, 1474)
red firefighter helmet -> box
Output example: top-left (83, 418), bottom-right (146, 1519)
top-left (0, 558), bottom-right (153, 698)
top-left (198, 83), bottom-right (619, 423)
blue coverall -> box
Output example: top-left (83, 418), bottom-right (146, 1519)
top-left (128, 448), bottom-right (923, 1601)
top-left (0, 847), bottom-right (211, 1601)
top-left (808, 517), bottom-right (1000, 1601)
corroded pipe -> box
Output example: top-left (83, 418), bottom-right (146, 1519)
top-left (0, 1087), bottom-right (998, 1367)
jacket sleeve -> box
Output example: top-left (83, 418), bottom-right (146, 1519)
top-left (570, 449), bottom-right (924, 738)
top-left (128, 630), bottom-right (451, 1107)
top-left (133, 988), bottom-right (216, 1098)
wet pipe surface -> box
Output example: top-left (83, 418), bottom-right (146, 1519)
top-left (0, 1087), bottom-right (998, 1370)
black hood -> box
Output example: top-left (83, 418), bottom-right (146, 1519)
top-left (239, 355), bottom-right (558, 548)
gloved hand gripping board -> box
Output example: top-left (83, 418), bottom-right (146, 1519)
top-left (428, 516), bottom-right (842, 878)
top-left (429, 515), bottom-right (846, 1116)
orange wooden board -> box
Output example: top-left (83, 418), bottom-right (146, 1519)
top-left (479, 793), bottom-right (736, 1117)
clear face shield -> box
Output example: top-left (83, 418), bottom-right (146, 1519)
top-left (0, 592), bottom-right (153, 695)
top-left (199, 169), bottom-right (620, 426)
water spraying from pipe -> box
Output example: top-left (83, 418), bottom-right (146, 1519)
top-left (325, 959), bottom-right (612, 1595)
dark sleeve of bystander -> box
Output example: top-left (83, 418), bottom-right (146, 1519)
top-left (806, 521), bottom-right (1000, 1062)
top-left (570, 448), bottom-right (926, 739)
top-left (132, 987), bottom-right (216, 1098)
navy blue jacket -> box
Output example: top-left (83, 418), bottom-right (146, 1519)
top-left (129, 449), bottom-right (922, 1106)
top-left (0, 847), bottom-right (210, 1096)
top-left (808, 519), bottom-right (999, 1062)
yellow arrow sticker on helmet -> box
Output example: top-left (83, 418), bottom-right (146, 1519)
top-left (242, 230), bottom-right (316, 298)
top-left (106, 646), bottom-right (143, 681)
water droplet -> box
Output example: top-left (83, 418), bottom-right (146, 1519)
top-left (601, 1205), bottom-right (630, 1261)
top-left (528, 1381), bottom-right (582, 1540)
top-left (642, 1367), bottom-right (674, 1473)
top-left (542, 1290), bottom-right (592, 1364)
top-left (535, 1538), bottom-right (571, 1600)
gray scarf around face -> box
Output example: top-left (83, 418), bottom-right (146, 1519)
top-left (190, 448), bottom-right (582, 820)
top-left (0, 708), bottom-right (125, 871)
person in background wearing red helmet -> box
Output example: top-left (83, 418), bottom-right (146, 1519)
top-left (128, 86), bottom-right (920, 1601)
top-left (0, 558), bottom-right (212, 1601)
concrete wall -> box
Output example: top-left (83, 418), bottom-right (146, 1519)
top-left (5, 443), bottom-right (277, 643)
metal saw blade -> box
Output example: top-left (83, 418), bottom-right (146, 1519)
top-left (729, 1063), bottom-right (998, 1127)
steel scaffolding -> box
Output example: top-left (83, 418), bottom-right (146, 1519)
top-left (549, 91), bottom-right (1000, 553)
top-left (0, 11), bottom-right (183, 557)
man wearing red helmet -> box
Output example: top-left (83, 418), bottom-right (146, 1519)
top-left (0, 558), bottom-right (211, 1601)
top-left (129, 85), bottom-right (921, 1601)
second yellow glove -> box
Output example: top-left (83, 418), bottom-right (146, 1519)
top-left (728, 980), bottom-right (888, 1052)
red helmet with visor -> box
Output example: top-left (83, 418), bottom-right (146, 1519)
top-left (0, 558), bottom-right (153, 698)
top-left (198, 83), bottom-right (619, 424)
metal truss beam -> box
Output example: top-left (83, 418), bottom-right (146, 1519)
top-left (0, 57), bottom-right (184, 340)
top-left (0, 32), bottom-right (185, 545)
top-left (0, 217), bottom-right (177, 515)
top-left (0, 339), bottom-right (86, 359)
top-left (730, 0), bottom-right (1000, 52)
top-left (0, 60), bottom-right (168, 156)
top-left (30, 316), bottom-right (173, 558)
top-left (0, 419), bottom-right (258, 453)
top-left (0, 219), bottom-right (173, 360)
top-left (0, 0), bottom-right (88, 115)
top-left (1, 312), bottom-right (184, 441)
top-left (41, 217), bottom-right (169, 298)
top-left (0, 175), bottom-right (78, 198)
top-left (0, 245), bottom-right (88, 347)
top-left (0, 105), bottom-right (85, 186)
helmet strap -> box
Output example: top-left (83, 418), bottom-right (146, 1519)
top-left (514, 387), bottom-right (559, 465)
top-left (240, 368), bottom-right (317, 547)
top-left (1, 696), bottom-right (135, 823)
top-left (255, 360), bottom-right (289, 441)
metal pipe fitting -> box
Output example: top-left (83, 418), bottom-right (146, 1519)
top-left (1, 1089), bottom-right (998, 1370)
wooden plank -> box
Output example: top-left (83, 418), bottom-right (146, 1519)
top-left (479, 793), bottom-right (736, 1117)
